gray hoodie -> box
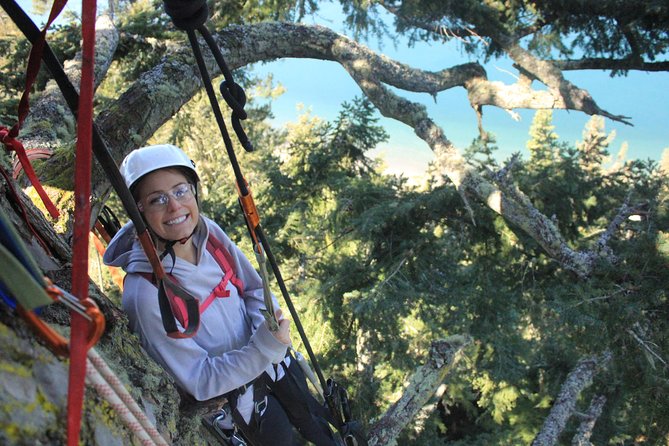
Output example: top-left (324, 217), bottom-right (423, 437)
top-left (103, 216), bottom-right (288, 422)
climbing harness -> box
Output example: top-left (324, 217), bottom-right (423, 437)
top-left (160, 1), bottom-right (368, 444)
top-left (1, 0), bottom-right (202, 340)
top-left (136, 232), bottom-right (245, 328)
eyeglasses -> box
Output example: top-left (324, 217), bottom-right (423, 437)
top-left (138, 183), bottom-right (195, 212)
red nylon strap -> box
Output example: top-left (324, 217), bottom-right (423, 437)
top-left (207, 235), bottom-right (245, 296)
top-left (11, 0), bottom-right (68, 135)
top-left (2, 0), bottom-right (68, 219)
top-left (137, 234), bottom-right (245, 327)
top-left (67, 0), bottom-right (97, 444)
top-left (0, 128), bottom-right (59, 219)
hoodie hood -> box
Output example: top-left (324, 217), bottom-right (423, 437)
top-left (103, 217), bottom-right (208, 274)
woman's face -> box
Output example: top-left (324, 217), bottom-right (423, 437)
top-left (136, 168), bottom-right (199, 242)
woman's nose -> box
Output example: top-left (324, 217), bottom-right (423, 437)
top-left (165, 195), bottom-right (182, 211)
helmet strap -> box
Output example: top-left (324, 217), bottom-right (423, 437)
top-left (154, 221), bottom-right (200, 273)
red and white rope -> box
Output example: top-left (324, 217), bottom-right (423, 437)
top-left (86, 349), bottom-right (170, 445)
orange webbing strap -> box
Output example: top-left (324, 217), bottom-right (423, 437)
top-left (91, 224), bottom-right (124, 291)
top-left (235, 178), bottom-right (278, 331)
top-left (236, 177), bottom-right (261, 249)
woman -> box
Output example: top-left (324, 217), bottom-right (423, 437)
top-left (104, 144), bottom-right (337, 445)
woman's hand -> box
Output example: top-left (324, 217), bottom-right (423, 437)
top-left (271, 309), bottom-right (291, 345)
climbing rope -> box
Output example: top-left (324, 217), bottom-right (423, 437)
top-left (161, 2), bottom-right (368, 444)
top-left (162, 0), bottom-right (326, 386)
top-left (86, 348), bottom-right (170, 446)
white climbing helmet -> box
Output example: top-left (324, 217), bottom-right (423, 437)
top-left (120, 144), bottom-right (198, 190)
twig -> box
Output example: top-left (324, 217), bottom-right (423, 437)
top-left (628, 328), bottom-right (667, 368)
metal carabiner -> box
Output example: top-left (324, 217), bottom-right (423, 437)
top-left (19, 280), bottom-right (106, 357)
top-left (46, 281), bottom-right (105, 350)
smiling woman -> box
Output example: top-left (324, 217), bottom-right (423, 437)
top-left (103, 144), bottom-right (340, 446)
top-left (135, 170), bottom-right (199, 261)
top-left (119, 144), bottom-right (201, 262)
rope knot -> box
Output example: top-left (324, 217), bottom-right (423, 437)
top-left (220, 81), bottom-right (248, 120)
top-left (220, 81), bottom-right (254, 152)
top-left (0, 126), bottom-right (25, 157)
top-left (163, 0), bottom-right (208, 31)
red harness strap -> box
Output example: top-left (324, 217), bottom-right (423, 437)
top-left (0, 131), bottom-right (59, 219)
top-left (138, 234), bottom-right (245, 328)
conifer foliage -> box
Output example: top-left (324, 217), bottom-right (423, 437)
top-left (0, 1), bottom-right (667, 445)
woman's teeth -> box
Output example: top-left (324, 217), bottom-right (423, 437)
top-left (166, 215), bottom-right (187, 225)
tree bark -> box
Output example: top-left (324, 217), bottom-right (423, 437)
top-left (571, 395), bottom-right (606, 446)
top-left (20, 14), bottom-right (119, 151)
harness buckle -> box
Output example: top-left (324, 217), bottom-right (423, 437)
top-left (207, 407), bottom-right (248, 446)
top-left (254, 395), bottom-right (268, 417)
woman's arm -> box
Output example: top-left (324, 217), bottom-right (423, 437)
top-left (123, 274), bottom-right (288, 401)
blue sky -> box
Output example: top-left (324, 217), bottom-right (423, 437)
top-left (12, 0), bottom-right (668, 180)
top-left (251, 3), bottom-right (669, 179)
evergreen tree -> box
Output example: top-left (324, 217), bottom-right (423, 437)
top-left (1, 1), bottom-right (667, 444)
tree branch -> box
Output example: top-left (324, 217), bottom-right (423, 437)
top-left (367, 335), bottom-right (471, 446)
top-left (377, 2), bottom-right (633, 125)
top-left (21, 14), bottom-right (119, 151)
top-left (553, 58), bottom-right (669, 72)
top-left (571, 395), bottom-right (606, 446)
top-left (531, 352), bottom-right (612, 446)
top-left (34, 22), bottom-right (624, 278)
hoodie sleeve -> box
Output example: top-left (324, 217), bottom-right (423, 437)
top-left (123, 273), bottom-right (288, 401)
